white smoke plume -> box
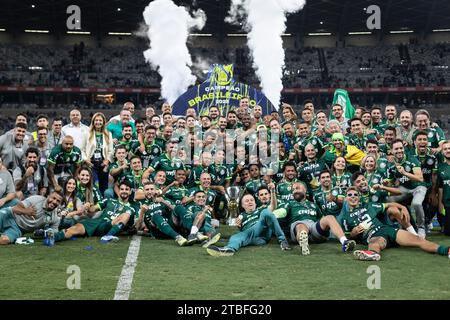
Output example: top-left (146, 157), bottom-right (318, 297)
top-left (227, 0), bottom-right (306, 109)
top-left (143, 0), bottom-right (206, 104)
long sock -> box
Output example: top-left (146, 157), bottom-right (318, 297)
top-left (407, 226), bottom-right (418, 235)
top-left (54, 230), bottom-right (66, 242)
top-left (107, 223), bottom-right (124, 236)
top-left (339, 236), bottom-right (347, 245)
top-left (190, 226), bottom-right (199, 235)
top-left (437, 245), bottom-right (449, 256)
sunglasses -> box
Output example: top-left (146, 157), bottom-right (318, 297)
top-left (347, 192), bottom-right (359, 197)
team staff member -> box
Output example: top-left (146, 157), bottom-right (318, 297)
top-left (82, 112), bottom-right (114, 196)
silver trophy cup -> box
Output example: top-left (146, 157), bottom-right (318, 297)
top-left (224, 186), bottom-right (244, 226)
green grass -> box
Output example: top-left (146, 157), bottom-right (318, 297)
top-left (1, 228), bottom-right (450, 300)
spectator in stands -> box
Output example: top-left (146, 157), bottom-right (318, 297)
top-left (61, 109), bottom-right (89, 149)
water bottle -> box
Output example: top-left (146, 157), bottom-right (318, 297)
top-left (44, 229), bottom-right (55, 247)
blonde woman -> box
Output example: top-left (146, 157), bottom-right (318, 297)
top-left (81, 112), bottom-right (114, 196)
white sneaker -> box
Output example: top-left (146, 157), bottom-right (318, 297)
top-left (418, 228), bottom-right (426, 239)
top-left (297, 230), bottom-right (310, 255)
top-left (100, 235), bottom-right (119, 243)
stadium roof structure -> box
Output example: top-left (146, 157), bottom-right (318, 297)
top-left (1, 0), bottom-right (450, 39)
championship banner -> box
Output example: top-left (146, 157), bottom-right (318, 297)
top-left (331, 88), bottom-right (355, 120)
top-left (172, 64), bottom-right (276, 116)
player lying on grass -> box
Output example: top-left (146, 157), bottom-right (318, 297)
top-left (0, 191), bottom-right (63, 245)
top-left (273, 181), bottom-right (356, 255)
top-left (206, 190), bottom-right (291, 257)
top-left (51, 181), bottom-right (136, 244)
top-left (339, 186), bottom-right (450, 261)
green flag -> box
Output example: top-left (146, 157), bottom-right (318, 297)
top-left (331, 89), bottom-right (355, 120)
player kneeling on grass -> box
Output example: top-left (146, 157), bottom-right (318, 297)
top-left (173, 190), bottom-right (221, 247)
top-left (0, 192), bottom-right (63, 245)
top-left (274, 182), bottom-right (356, 255)
top-left (135, 181), bottom-right (192, 247)
top-left (339, 187), bottom-right (450, 261)
top-left (51, 181), bottom-right (136, 244)
top-left (206, 192), bottom-right (291, 257)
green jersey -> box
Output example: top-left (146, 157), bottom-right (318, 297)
top-left (245, 179), bottom-right (266, 195)
top-left (276, 179), bottom-right (296, 203)
top-left (210, 164), bottom-right (232, 186)
top-left (332, 172), bottom-right (352, 191)
top-left (313, 187), bottom-right (344, 216)
top-left (188, 186), bottom-right (217, 206)
top-left (240, 207), bottom-right (264, 231)
top-left (133, 140), bottom-right (162, 169)
top-left (143, 199), bottom-right (170, 218)
top-left (188, 165), bottom-right (214, 188)
top-left (149, 153), bottom-right (186, 184)
top-left (286, 199), bottom-right (321, 224)
top-left (298, 159), bottom-right (328, 192)
top-left (388, 154), bottom-right (424, 189)
top-left (437, 161), bottom-right (450, 207)
top-left (109, 160), bottom-right (133, 183)
top-left (164, 185), bottom-right (189, 206)
top-left (348, 133), bottom-right (376, 151)
top-left (295, 134), bottom-right (324, 157)
top-left (47, 144), bottom-right (82, 175)
top-left (97, 198), bottom-right (136, 221)
top-left (181, 203), bottom-right (211, 225)
top-left (338, 203), bottom-right (388, 244)
top-left (408, 148), bottom-right (438, 188)
top-left (76, 183), bottom-right (102, 204)
top-left (414, 128), bottom-right (446, 149)
top-left (116, 138), bottom-right (139, 156)
top-left (376, 157), bottom-right (394, 179)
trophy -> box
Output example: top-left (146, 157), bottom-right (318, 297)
top-left (224, 186), bottom-right (244, 226)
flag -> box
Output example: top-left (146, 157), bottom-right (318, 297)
top-left (331, 89), bottom-right (355, 120)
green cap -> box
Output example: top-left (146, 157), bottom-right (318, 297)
top-left (331, 132), bottom-right (345, 142)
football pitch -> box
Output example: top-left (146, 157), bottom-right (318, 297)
top-left (1, 226), bottom-right (449, 300)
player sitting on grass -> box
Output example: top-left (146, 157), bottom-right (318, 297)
top-left (51, 181), bottom-right (136, 244)
top-left (339, 187), bottom-right (450, 261)
top-left (134, 181), bottom-right (190, 246)
top-left (173, 190), bottom-right (221, 247)
top-left (206, 192), bottom-right (291, 257)
top-left (274, 182), bottom-right (356, 255)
